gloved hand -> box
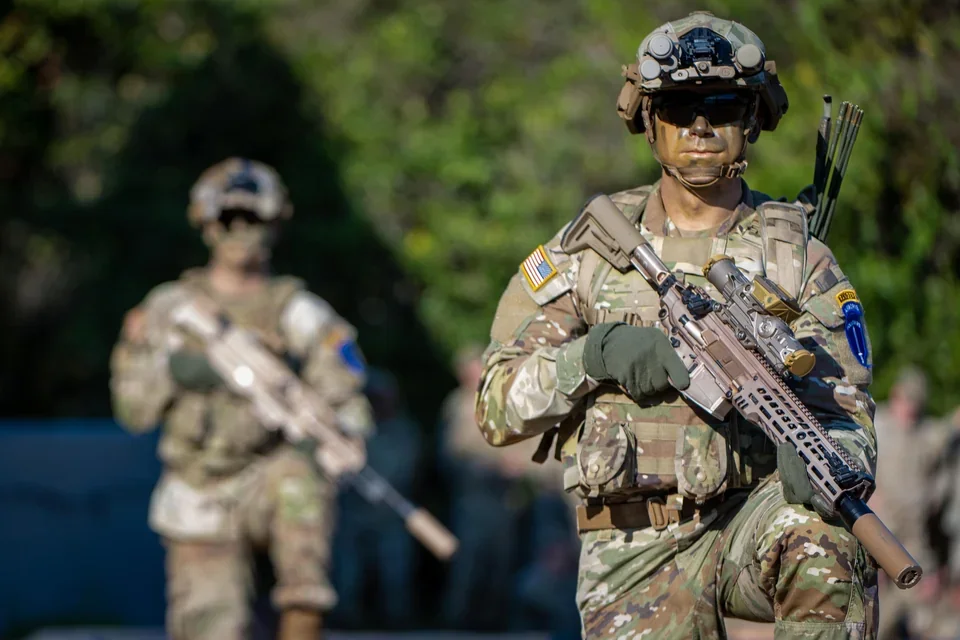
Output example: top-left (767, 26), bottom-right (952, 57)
top-left (168, 349), bottom-right (222, 392)
top-left (582, 322), bottom-right (690, 400)
top-left (777, 442), bottom-right (837, 519)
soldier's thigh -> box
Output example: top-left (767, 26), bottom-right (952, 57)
top-left (164, 538), bottom-right (251, 640)
top-left (577, 526), bottom-right (703, 640)
top-left (717, 479), bottom-right (877, 636)
top-left (257, 449), bottom-right (338, 611)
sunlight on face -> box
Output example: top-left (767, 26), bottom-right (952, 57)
top-left (653, 114), bottom-right (747, 170)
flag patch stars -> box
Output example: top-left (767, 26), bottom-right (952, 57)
top-left (521, 245), bottom-right (558, 291)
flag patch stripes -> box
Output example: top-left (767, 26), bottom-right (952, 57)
top-left (521, 245), bottom-right (558, 291)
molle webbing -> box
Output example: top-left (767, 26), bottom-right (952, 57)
top-left (577, 189), bottom-right (652, 325)
top-left (756, 202), bottom-right (808, 299)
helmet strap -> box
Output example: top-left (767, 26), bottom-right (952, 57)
top-left (645, 97), bottom-right (754, 189)
top-left (661, 161), bottom-right (749, 189)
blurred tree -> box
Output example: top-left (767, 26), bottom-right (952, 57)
top-left (0, 0), bottom-right (451, 426)
top-left (0, 0), bottom-right (958, 422)
top-left (270, 0), bottom-right (960, 412)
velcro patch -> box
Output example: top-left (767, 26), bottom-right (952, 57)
top-left (835, 289), bottom-right (859, 306)
top-left (520, 245), bottom-right (558, 291)
top-left (323, 326), bottom-right (366, 375)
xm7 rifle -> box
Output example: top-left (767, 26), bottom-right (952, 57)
top-left (169, 298), bottom-right (459, 561)
top-left (561, 194), bottom-right (921, 589)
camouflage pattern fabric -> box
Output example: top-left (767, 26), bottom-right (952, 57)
top-left (110, 268), bottom-right (373, 487)
top-left (442, 385), bottom-right (563, 489)
top-left (476, 180), bottom-right (878, 637)
top-left (164, 445), bottom-right (336, 640)
top-left (110, 267), bottom-right (373, 629)
top-left (577, 477), bottom-right (877, 639)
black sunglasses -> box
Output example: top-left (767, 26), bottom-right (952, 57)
top-left (652, 92), bottom-right (754, 128)
top-left (218, 208), bottom-right (265, 228)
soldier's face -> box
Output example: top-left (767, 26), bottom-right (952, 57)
top-left (650, 91), bottom-right (753, 177)
top-left (204, 209), bottom-right (276, 269)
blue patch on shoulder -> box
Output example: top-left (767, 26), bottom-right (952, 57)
top-left (841, 301), bottom-right (870, 369)
top-left (338, 340), bottom-right (366, 375)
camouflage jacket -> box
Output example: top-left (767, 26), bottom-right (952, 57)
top-left (476, 181), bottom-right (877, 503)
top-left (110, 268), bottom-right (374, 487)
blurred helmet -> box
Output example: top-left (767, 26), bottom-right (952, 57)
top-left (188, 158), bottom-right (293, 227)
top-left (893, 365), bottom-right (928, 410)
top-left (617, 11), bottom-right (789, 137)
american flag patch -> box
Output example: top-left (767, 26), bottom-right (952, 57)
top-left (521, 245), bottom-right (557, 291)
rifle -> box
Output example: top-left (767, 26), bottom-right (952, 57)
top-left (169, 298), bottom-right (459, 561)
top-left (561, 194), bottom-right (921, 589)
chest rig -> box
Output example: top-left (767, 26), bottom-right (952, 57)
top-left (564, 186), bottom-right (810, 503)
top-left (160, 270), bottom-right (305, 482)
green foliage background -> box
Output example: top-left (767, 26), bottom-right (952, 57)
top-left (1, 0), bottom-right (959, 421)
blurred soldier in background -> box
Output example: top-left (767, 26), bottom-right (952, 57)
top-left (332, 368), bottom-right (421, 629)
top-left (872, 367), bottom-right (941, 639)
top-left (918, 405), bottom-right (960, 640)
top-left (440, 343), bottom-right (572, 630)
top-left (109, 158), bottom-right (374, 640)
top-left (477, 12), bottom-right (880, 639)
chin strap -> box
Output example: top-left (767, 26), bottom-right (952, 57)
top-left (660, 160), bottom-right (749, 189)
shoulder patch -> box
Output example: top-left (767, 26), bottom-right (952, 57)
top-left (323, 326), bottom-right (366, 376)
top-left (521, 245), bottom-right (558, 291)
top-left (515, 226), bottom-right (575, 306)
top-left (834, 288), bottom-right (870, 369)
top-left (835, 288), bottom-right (859, 306)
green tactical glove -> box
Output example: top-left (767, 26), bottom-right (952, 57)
top-left (168, 349), bottom-right (222, 392)
top-left (582, 322), bottom-right (691, 400)
top-left (777, 442), bottom-right (837, 519)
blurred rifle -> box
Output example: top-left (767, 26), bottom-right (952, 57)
top-left (807, 96), bottom-right (864, 241)
top-left (169, 297), bottom-right (459, 561)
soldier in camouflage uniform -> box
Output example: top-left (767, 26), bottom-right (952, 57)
top-left (110, 158), bottom-right (374, 640)
top-left (477, 12), bottom-right (878, 639)
top-left (872, 368), bottom-right (942, 639)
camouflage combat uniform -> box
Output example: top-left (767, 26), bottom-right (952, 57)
top-left (110, 160), bottom-right (373, 639)
top-left (477, 182), bottom-right (878, 639)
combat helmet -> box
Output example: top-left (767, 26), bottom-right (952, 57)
top-left (187, 158), bottom-right (293, 227)
top-left (617, 12), bottom-right (789, 184)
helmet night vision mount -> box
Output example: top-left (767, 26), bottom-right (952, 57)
top-left (617, 12), bottom-right (789, 137)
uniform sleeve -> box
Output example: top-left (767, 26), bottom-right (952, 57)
top-left (789, 240), bottom-right (877, 474)
top-left (108, 283), bottom-right (187, 434)
top-left (475, 265), bottom-right (593, 447)
top-left (282, 291), bottom-right (375, 439)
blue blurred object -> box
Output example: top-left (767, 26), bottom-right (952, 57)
top-left (841, 299), bottom-right (870, 368)
top-left (0, 420), bottom-right (165, 637)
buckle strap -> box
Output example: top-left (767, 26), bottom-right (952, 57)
top-left (576, 491), bottom-right (749, 534)
top-left (645, 494), bottom-right (686, 530)
top-left (577, 493), bottom-right (701, 534)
